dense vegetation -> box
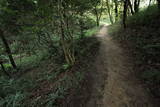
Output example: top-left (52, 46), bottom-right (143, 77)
top-left (0, 0), bottom-right (160, 106)
top-left (109, 4), bottom-right (160, 101)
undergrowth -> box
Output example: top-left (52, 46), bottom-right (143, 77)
top-left (0, 28), bottom-right (100, 107)
top-left (109, 5), bottom-right (160, 98)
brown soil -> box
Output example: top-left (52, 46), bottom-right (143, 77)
top-left (64, 26), bottom-right (156, 107)
top-left (98, 26), bottom-right (154, 107)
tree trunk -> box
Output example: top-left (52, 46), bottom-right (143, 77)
top-left (0, 62), bottom-right (11, 77)
top-left (106, 0), bottom-right (114, 24)
top-left (114, 0), bottom-right (119, 22)
top-left (149, 0), bottom-right (152, 6)
top-left (0, 29), bottom-right (17, 70)
top-left (94, 8), bottom-right (100, 26)
top-left (96, 15), bottom-right (100, 26)
top-left (123, 0), bottom-right (128, 28)
top-left (157, 0), bottom-right (160, 9)
top-left (79, 13), bottom-right (84, 38)
top-left (128, 0), bottom-right (135, 15)
top-left (134, 0), bottom-right (140, 13)
top-left (94, 0), bottom-right (103, 26)
top-left (58, 0), bottom-right (75, 65)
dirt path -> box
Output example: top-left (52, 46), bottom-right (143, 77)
top-left (85, 26), bottom-right (154, 107)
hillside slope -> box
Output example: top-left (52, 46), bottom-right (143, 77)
top-left (109, 5), bottom-right (160, 104)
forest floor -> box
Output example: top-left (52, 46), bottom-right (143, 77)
top-left (70, 26), bottom-right (156, 107)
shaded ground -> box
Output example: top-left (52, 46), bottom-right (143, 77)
top-left (99, 26), bottom-right (154, 107)
top-left (66, 26), bottom-right (156, 107)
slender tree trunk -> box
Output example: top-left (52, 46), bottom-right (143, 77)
top-left (58, 1), bottom-right (75, 65)
top-left (114, 0), bottom-right (119, 22)
top-left (128, 0), bottom-right (135, 15)
top-left (106, 0), bottom-right (114, 24)
top-left (138, 0), bottom-right (141, 10)
top-left (79, 12), bottom-right (84, 38)
top-left (94, 7), bottom-right (100, 26)
top-left (149, 0), bottom-right (152, 6)
top-left (134, 0), bottom-right (138, 12)
top-left (123, 0), bottom-right (128, 28)
top-left (96, 15), bottom-right (100, 26)
top-left (0, 29), bottom-right (17, 70)
top-left (134, 0), bottom-right (140, 13)
top-left (60, 21), bottom-right (70, 65)
top-left (0, 62), bottom-right (11, 77)
top-left (94, 0), bottom-right (103, 26)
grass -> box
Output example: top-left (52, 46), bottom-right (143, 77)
top-left (16, 52), bottom-right (47, 69)
top-left (84, 27), bottom-right (99, 37)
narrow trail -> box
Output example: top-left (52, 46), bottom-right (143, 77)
top-left (86, 26), bottom-right (154, 107)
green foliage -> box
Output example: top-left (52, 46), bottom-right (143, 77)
top-left (0, 34), bottom-right (98, 106)
top-left (1, 51), bottom-right (47, 73)
top-left (110, 5), bottom-right (160, 98)
top-left (62, 64), bottom-right (70, 70)
top-left (0, 55), bottom-right (8, 61)
top-left (127, 5), bottom-right (160, 26)
top-left (75, 71), bottom-right (84, 83)
top-left (0, 0), bottom-right (99, 106)
top-left (84, 27), bottom-right (99, 37)
top-left (75, 36), bottom-right (100, 60)
top-left (142, 68), bottom-right (160, 84)
top-left (0, 76), bottom-right (33, 107)
top-left (0, 92), bottom-right (25, 107)
top-left (16, 51), bottom-right (47, 69)
top-left (100, 16), bottom-right (112, 25)
top-left (83, 17), bottom-right (97, 29)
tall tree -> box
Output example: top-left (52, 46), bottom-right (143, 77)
top-left (128, 0), bottom-right (135, 15)
top-left (92, 0), bottom-right (104, 26)
top-left (106, 0), bottom-right (114, 24)
top-left (114, 0), bottom-right (119, 22)
top-left (134, 0), bottom-right (140, 13)
top-left (149, 0), bottom-right (152, 6)
top-left (0, 0), bottom-right (36, 71)
top-left (123, 0), bottom-right (128, 28)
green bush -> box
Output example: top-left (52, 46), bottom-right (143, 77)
top-left (127, 5), bottom-right (160, 27)
top-left (83, 17), bottom-right (97, 29)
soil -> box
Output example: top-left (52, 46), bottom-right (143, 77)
top-left (64, 26), bottom-right (156, 107)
